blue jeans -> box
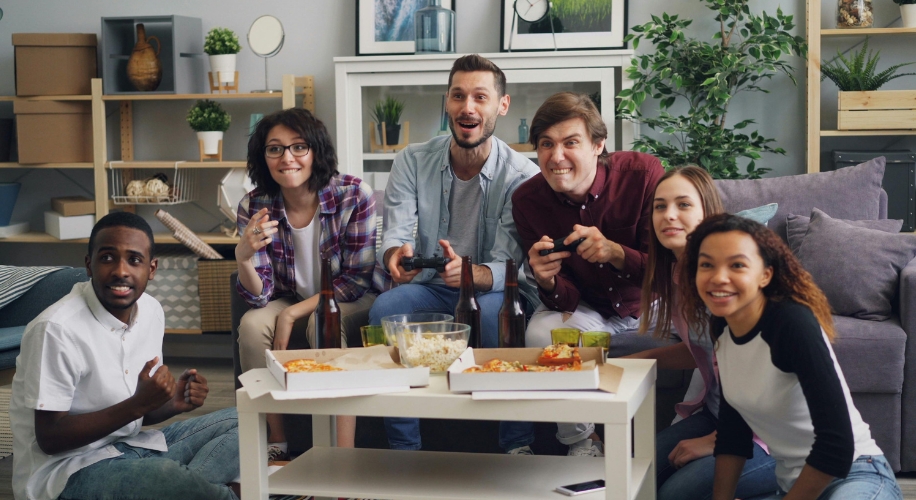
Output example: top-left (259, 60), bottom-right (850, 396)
top-left (60, 408), bottom-right (240, 500)
top-left (757, 455), bottom-right (901, 500)
top-left (370, 283), bottom-right (535, 451)
top-left (657, 408), bottom-right (777, 500)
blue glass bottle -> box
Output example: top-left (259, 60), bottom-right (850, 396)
top-left (415, 0), bottom-right (455, 54)
top-left (518, 118), bottom-right (529, 144)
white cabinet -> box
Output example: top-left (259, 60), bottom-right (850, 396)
top-left (334, 51), bottom-right (635, 181)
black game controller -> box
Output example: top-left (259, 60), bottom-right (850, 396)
top-left (400, 254), bottom-right (450, 273)
top-left (538, 236), bottom-right (586, 256)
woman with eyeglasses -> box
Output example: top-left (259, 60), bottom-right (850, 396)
top-left (235, 108), bottom-right (388, 459)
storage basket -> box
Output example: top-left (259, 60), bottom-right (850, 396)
top-left (109, 162), bottom-right (198, 205)
top-left (198, 258), bottom-right (236, 332)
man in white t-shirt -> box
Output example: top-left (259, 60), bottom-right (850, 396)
top-left (10, 212), bottom-right (239, 500)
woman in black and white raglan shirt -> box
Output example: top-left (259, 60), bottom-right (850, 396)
top-left (679, 214), bottom-right (901, 500)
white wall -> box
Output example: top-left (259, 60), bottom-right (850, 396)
top-left (1, 0), bottom-right (912, 266)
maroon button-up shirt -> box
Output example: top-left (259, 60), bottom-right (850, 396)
top-left (511, 151), bottom-right (664, 319)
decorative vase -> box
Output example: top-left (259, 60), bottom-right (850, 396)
top-left (415, 0), bottom-right (455, 53)
top-left (197, 131), bottom-right (224, 155)
top-left (378, 123), bottom-right (400, 146)
top-left (836, 0), bottom-right (873, 28)
top-left (127, 24), bottom-right (163, 91)
top-left (902, 4), bottom-right (916, 28)
top-left (0, 182), bottom-right (21, 226)
top-left (209, 54), bottom-right (237, 84)
top-left (518, 118), bottom-right (529, 144)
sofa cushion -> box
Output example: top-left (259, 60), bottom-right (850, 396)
top-left (714, 157), bottom-right (886, 242)
top-left (796, 208), bottom-right (916, 320)
top-left (736, 203), bottom-right (778, 226)
top-left (0, 325), bottom-right (25, 352)
top-left (786, 213), bottom-right (903, 255)
top-left (832, 315), bottom-right (906, 394)
top-left (0, 347), bottom-right (18, 370)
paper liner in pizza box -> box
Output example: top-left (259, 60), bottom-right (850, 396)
top-left (266, 345), bottom-right (429, 391)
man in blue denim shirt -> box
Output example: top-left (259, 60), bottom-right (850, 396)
top-left (369, 54), bottom-right (539, 453)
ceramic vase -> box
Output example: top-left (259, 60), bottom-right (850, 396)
top-left (127, 24), bottom-right (163, 91)
top-left (902, 4), bottom-right (916, 28)
top-left (209, 54), bottom-right (237, 84)
top-left (197, 131), bottom-right (224, 155)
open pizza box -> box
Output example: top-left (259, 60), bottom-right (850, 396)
top-left (447, 347), bottom-right (623, 394)
top-left (264, 345), bottom-right (430, 392)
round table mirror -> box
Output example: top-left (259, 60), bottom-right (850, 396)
top-left (248, 15), bottom-right (284, 93)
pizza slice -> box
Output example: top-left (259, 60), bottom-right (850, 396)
top-left (537, 344), bottom-right (580, 366)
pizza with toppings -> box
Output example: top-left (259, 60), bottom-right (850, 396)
top-left (283, 358), bottom-right (344, 373)
top-left (462, 345), bottom-right (582, 373)
top-left (537, 343), bottom-right (580, 366)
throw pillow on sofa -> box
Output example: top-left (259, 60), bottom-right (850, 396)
top-left (795, 208), bottom-right (916, 321)
top-left (786, 213), bottom-right (904, 255)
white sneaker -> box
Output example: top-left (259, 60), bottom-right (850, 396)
top-left (507, 445), bottom-right (534, 455)
top-left (568, 438), bottom-right (604, 457)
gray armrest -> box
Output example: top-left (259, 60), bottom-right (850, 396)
top-left (900, 257), bottom-right (916, 471)
top-left (901, 257), bottom-right (916, 340)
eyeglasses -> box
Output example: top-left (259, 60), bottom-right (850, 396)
top-left (264, 143), bottom-right (310, 159)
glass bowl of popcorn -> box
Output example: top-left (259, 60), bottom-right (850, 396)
top-left (380, 313), bottom-right (454, 347)
top-left (395, 322), bottom-right (470, 373)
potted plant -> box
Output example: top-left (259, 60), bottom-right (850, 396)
top-left (187, 100), bottom-right (231, 155)
top-left (894, 0), bottom-right (916, 27)
top-left (821, 37), bottom-right (916, 130)
top-left (617, 0), bottom-right (807, 179)
top-left (204, 27), bottom-right (242, 84)
top-left (370, 97), bottom-right (405, 146)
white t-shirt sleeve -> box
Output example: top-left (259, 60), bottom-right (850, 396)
top-left (22, 321), bottom-right (85, 412)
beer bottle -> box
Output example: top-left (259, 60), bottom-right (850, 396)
top-left (454, 255), bottom-right (482, 348)
top-left (314, 257), bottom-right (341, 349)
top-left (498, 259), bottom-right (526, 348)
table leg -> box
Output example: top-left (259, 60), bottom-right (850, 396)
top-left (633, 382), bottom-right (656, 500)
top-left (312, 413), bottom-right (337, 447)
top-left (604, 420), bottom-right (632, 500)
top-left (239, 409), bottom-right (269, 500)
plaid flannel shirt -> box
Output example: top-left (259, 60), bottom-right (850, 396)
top-left (236, 174), bottom-right (391, 308)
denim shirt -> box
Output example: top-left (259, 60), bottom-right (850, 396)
top-left (380, 134), bottom-right (540, 307)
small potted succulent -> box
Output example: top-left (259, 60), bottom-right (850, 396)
top-left (370, 97), bottom-right (405, 146)
top-left (894, 0), bottom-right (916, 27)
top-left (187, 100), bottom-right (231, 154)
top-left (204, 27), bottom-right (242, 84)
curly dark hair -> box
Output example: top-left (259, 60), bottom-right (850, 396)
top-left (679, 213), bottom-right (836, 341)
top-left (246, 108), bottom-right (339, 196)
top-left (639, 166), bottom-right (725, 338)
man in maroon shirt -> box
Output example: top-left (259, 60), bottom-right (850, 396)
top-left (511, 91), bottom-right (664, 456)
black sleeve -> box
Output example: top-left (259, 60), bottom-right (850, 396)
top-left (714, 393), bottom-right (755, 459)
top-left (764, 302), bottom-right (855, 479)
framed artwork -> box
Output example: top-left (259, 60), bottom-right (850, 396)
top-left (357, 0), bottom-right (456, 56)
top-left (500, 0), bottom-right (627, 52)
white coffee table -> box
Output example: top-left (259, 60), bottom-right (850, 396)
top-left (237, 359), bottom-right (656, 500)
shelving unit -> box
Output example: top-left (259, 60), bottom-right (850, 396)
top-left (334, 51), bottom-right (634, 181)
top-left (0, 74), bottom-right (314, 243)
top-left (806, 0), bottom-right (916, 172)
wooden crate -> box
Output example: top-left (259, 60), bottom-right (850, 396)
top-left (838, 90), bottom-right (916, 130)
top-left (197, 259), bottom-right (236, 332)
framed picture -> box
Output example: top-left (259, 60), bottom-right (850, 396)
top-left (500, 0), bottom-right (627, 52)
top-left (357, 0), bottom-right (456, 56)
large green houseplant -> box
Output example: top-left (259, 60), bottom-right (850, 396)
top-left (617, 0), bottom-right (807, 179)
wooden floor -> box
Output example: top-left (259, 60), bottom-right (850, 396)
top-left (1, 357), bottom-right (915, 499)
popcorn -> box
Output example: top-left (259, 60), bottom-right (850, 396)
top-left (401, 335), bottom-right (468, 372)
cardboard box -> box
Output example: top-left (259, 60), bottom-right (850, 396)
top-left (51, 196), bottom-right (95, 217)
top-left (13, 33), bottom-right (98, 96)
top-left (14, 101), bottom-right (92, 164)
top-left (267, 346), bottom-right (429, 392)
top-left (44, 211), bottom-right (93, 240)
top-left (447, 347), bottom-right (620, 393)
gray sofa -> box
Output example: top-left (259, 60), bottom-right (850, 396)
top-left (713, 157), bottom-right (915, 472)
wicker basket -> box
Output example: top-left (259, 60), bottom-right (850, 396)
top-left (197, 259), bottom-right (236, 332)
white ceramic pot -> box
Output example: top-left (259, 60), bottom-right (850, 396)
top-left (208, 54), bottom-right (237, 84)
top-left (197, 131), bottom-right (224, 155)
top-left (902, 4), bottom-right (916, 28)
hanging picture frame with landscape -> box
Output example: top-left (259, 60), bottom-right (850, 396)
top-left (357, 0), bottom-right (457, 56)
top-left (500, 0), bottom-right (626, 52)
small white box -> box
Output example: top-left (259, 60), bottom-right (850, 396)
top-left (266, 346), bottom-right (429, 393)
top-left (447, 347), bottom-right (616, 393)
top-left (44, 211), bottom-right (93, 240)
